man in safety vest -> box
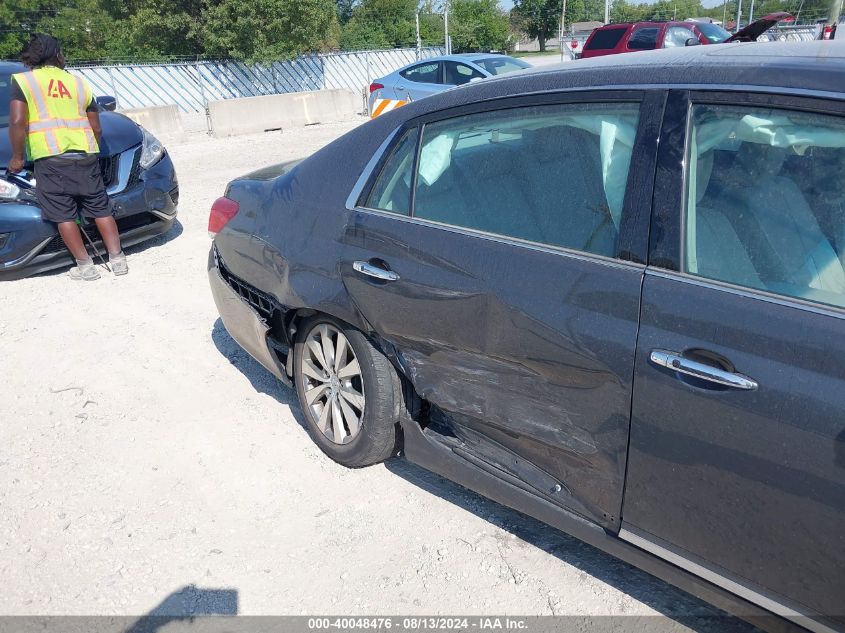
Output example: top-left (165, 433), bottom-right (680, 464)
top-left (8, 34), bottom-right (127, 280)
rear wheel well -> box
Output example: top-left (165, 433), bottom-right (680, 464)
top-left (280, 308), bottom-right (422, 431)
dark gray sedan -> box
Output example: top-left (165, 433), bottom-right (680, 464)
top-left (209, 40), bottom-right (845, 633)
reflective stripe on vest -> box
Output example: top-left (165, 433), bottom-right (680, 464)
top-left (72, 75), bottom-right (97, 152)
top-left (13, 67), bottom-right (99, 160)
top-left (16, 72), bottom-right (60, 156)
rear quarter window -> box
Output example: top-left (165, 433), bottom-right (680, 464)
top-left (585, 28), bottom-right (628, 50)
top-left (400, 62), bottom-right (440, 84)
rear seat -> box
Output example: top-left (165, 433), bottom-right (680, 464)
top-left (522, 126), bottom-right (615, 256)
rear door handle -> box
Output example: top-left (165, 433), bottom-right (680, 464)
top-left (650, 350), bottom-right (758, 391)
top-left (353, 261), bottom-right (400, 282)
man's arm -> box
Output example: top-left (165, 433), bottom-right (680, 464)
top-left (86, 109), bottom-right (102, 149)
top-left (9, 99), bottom-right (28, 173)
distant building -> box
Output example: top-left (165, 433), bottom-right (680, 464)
top-left (570, 21), bottom-right (604, 35)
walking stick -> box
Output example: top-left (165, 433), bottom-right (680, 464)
top-left (76, 215), bottom-right (111, 273)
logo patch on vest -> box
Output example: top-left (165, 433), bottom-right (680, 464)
top-left (46, 79), bottom-right (72, 99)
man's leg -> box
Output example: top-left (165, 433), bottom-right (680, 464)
top-left (82, 156), bottom-right (128, 276)
top-left (93, 215), bottom-right (122, 256)
top-left (56, 221), bottom-right (89, 261)
top-left (33, 158), bottom-right (100, 281)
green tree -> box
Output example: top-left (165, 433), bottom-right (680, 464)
top-left (340, 0), bottom-right (418, 49)
top-left (449, 0), bottom-right (511, 52)
top-left (512, 0), bottom-right (560, 50)
top-left (202, 0), bottom-right (338, 62)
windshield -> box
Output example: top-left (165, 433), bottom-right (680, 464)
top-left (697, 22), bottom-right (731, 43)
top-left (0, 74), bottom-right (11, 127)
top-left (473, 57), bottom-right (530, 76)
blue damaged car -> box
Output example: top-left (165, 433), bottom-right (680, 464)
top-left (0, 61), bottom-right (179, 280)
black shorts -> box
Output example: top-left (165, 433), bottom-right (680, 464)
top-left (33, 154), bottom-right (111, 224)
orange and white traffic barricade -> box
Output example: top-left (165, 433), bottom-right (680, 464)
top-left (370, 98), bottom-right (408, 119)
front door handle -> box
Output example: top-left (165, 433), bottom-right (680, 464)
top-left (650, 350), bottom-right (758, 391)
top-left (353, 261), bottom-right (400, 282)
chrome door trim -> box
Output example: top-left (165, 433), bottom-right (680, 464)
top-left (649, 349), bottom-right (758, 390)
top-left (618, 526), bottom-right (838, 633)
top-left (353, 260), bottom-right (400, 281)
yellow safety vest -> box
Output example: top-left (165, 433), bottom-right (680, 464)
top-left (11, 66), bottom-right (99, 161)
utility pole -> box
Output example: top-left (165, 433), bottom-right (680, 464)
top-left (748, 0), bottom-right (755, 23)
top-left (605, 0), bottom-right (610, 24)
top-left (796, 0), bottom-right (805, 23)
top-left (722, 0), bottom-right (728, 25)
top-left (735, 0), bottom-right (742, 32)
top-left (444, 0), bottom-right (450, 54)
top-left (560, 0), bottom-right (569, 61)
top-left (416, 11), bottom-right (422, 60)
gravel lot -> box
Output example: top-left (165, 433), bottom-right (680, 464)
top-left (0, 119), bottom-right (755, 631)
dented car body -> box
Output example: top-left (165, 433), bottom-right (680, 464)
top-left (210, 41), bottom-right (845, 633)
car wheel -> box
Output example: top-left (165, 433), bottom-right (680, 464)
top-left (293, 315), bottom-right (401, 467)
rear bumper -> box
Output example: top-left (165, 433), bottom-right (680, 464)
top-left (208, 247), bottom-right (290, 385)
top-left (0, 153), bottom-right (178, 280)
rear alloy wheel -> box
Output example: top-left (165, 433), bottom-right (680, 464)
top-left (293, 316), bottom-right (401, 467)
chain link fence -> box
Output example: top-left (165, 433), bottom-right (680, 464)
top-left (69, 47), bottom-right (446, 114)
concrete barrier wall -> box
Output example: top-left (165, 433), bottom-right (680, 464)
top-left (208, 89), bottom-right (360, 137)
top-left (120, 104), bottom-right (185, 141)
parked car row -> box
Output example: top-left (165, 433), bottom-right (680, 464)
top-left (209, 40), bottom-right (845, 633)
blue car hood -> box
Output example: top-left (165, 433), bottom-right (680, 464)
top-left (0, 111), bottom-right (143, 168)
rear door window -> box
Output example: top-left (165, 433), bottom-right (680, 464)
top-left (412, 102), bottom-right (641, 257)
top-left (443, 61), bottom-right (485, 86)
top-left (627, 27), bottom-right (660, 50)
top-left (400, 62), bottom-right (441, 84)
top-left (684, 103), bottom-right (845, 309)
top-left (585, 27), bottom-right (627, 50)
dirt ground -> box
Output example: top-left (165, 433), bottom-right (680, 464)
top-left (0, 119), bottom-right (754, 630)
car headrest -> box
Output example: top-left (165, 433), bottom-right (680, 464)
top-left (735, 143), bottom-right (787, 181)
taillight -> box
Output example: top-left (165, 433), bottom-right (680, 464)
top-left (369, 82), bottom-right (384, 94)
top-left (208, 196), bottom-right (239, 238)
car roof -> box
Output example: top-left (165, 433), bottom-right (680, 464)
top-left (533, 39), bottom-right (845, 89)
top-left (365, 40), bottom-right (845, 135)
top-left (0, 61), bottom-right (26, 74)
top-left (407, 53), bottom-right (510, 64)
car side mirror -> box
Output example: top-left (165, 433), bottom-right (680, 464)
top-left (685, 37), bottom-right (702, 46)
top-left (96, 95), bottom-right (117, 111)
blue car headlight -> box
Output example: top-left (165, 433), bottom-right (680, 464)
top-left (0, 178), bottom-right (21, 201)
top-left (139, 127), bottom-right (165, 170)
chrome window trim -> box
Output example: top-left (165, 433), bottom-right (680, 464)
top-left (345, 125), bottom-right (405, 212)
top-left (352, 204), bottom-right (646, 273)
top-left (619, 525), bottom-right (838, 633)
top-left (645, 268), bottom-right (845, 321)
